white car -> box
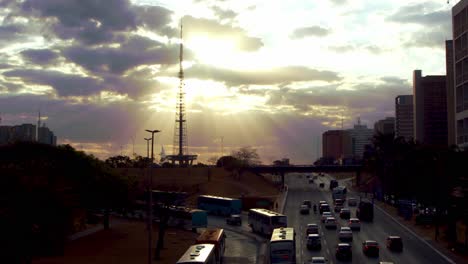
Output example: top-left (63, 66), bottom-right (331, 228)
top-left (321, 212), bottom-right (333, 223)
top-left (306, 223), bottom-right (319, 234)
top-left (348, 218), bottom-right (361, 231)
top-left (338, 226), bottom-right (353, 241)
top-left (310, 257), bottom-right (327, 263)
top-left (324, 217), bottom-right (337, 229)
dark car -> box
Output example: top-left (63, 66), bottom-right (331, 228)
top-left (303, 200), bottom-right (312, 208)
top-left (300, 205), bottom-right (310, 215)
top-left (362, 240), bottom-right (379, 257)
top-left (340, 208), bottom-right (351, 219)
top-left (319, 183), bottom-right (325, 188)
top-left (319, 204), bottom-right (330, 214)
top-left (226, 214), bottom-right (242, 226)
top-left (335, 243), bottom-right (352, 261)
top-left (386, 236), bottom-right (403, 252)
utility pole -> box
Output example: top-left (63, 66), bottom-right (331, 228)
top-left (145, 129), bottom-right (160, 264)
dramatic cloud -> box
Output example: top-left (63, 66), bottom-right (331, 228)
top-left (20, 0), bottom-right (137, 44)
top-left (3, 69), bottom-right (104, 96)
top-left (387, 2), bottom-right (450, 49)
top-left (184, 65), bottom-right (341, 86)
top-left (182, 15), bottom-right (263, 52)
top-left (387, 3), bottom-right (449, 26)
top-left (211, 6), bottom-right (237, 21)
top-left (133, 5), bottom-right (175, 36)
top-left (62, 36), bottom-right (186, 75)
top-left (20, 49), bottom-right (60, 65)
top-left (290, 26), bottom-right (331, 39)
top-left (0, 24), bottom-right (27, 47)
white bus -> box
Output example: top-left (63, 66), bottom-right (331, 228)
top-left (248, 208), bottom-right (287, 236)
top-left (177, 244), bottom-right (216, 264)
top-left (270, 227), bottom-right (296, 264)
top-left (195, 228), bottom-right (226, 264)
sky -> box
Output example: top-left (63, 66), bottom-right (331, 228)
top-left (0, 0), bottom-right (454, 164)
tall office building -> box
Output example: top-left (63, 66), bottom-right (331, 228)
top-left (446, 40), bottom-right (456, 146)
top-left (395, 95), bottom-right (414, 141)
top-left (11, 124), bottom-right (36, 142)
top-left (343, 118), bottom-right (373, 159)
top-left (38, 126), bottom-right (57, 146)
top-left (413, 70), bottom-right (448, 146)
top-left (0, 126), bottom-right (12, 144)
top-left (453, 1), bottom-right (468, 148)
top-left (374, 117), bottom-right (395, 135)
top-left (322, 130), bottom-right (345, 160)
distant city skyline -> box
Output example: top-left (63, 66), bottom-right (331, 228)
top-left (0, 0), bottom-right (453, 163)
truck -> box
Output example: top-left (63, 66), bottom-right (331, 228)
top-left (332, 186), bottom-right (347, 200)
top-left (356, 200), bottom-right (374, 222)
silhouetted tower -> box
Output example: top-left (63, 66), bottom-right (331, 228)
top-left (167, 22), bottom-right (197, 166)
top-left (174, 23), bottom-right (187, 157)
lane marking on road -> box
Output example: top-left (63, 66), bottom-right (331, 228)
top-left (373, 203), bottom-right (456, 264)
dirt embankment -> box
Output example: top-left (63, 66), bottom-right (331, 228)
top-left (116, 167), bottom-right (280, 206)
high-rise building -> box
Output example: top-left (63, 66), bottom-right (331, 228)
top-left (374, 117), bottom-right (395, 135)
top-left (322, 130), bottom-right (345, 160)
top-left (446, 40), bottom-right (456, 146)
top-left (413, 70), bottom-right (448, 146)
top-left (38, 126), bottom-right (57, 146)
top-left (395, 95), bottom-right (414, 141)
top-left (0, 126), bottom-right (12, 144)
top-left (11, 124), bottom-right (36, 142)
top-left (343, 118), bottom-right (373, 159)
top-left (452, 1), bottom-right (468, 148)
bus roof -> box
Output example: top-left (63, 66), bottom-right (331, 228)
top-left (177, 244), bottom-right (215, 263)
top-left (196, 228), bottom-right (224, 244)
top-left (270, 227), bottom-right (295, 242)
top-left (199, 194), bottom-right (239, 201)
top-left (249, 208), bottom-right (285, 217)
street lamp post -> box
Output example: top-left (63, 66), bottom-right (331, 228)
top-left (145, 129), bottom-right (160, 264)
top-left (144, 138), bottom-right (151, 159)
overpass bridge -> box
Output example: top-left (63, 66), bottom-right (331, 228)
top-left (245, 165), bottom-right (363, 186)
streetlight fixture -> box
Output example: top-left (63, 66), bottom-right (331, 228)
top-left (145, 129), bottom-right (160, 264)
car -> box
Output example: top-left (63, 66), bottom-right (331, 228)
top-left (324, 217), bottom-right (337, 229)
top-left (335, 243), bottom-right (352, 261)
top-left (300, 204), bottom-right (310, 215)
top-left (338, 227), bottom-right (353, 241)
top-left (348, 198), bottom-right (357, 206)
top-left (307, 234), bottom-right (322, 250)
top-left (386, 236), bottom-right (403, 252)
top-left (303, 200), bottom-right (312, 208)
top-left (309, 256), bottom-right (327, 263)
top-left (340, 208), bottom-right (351, 219)
top-left (348, 218), bottom-right (361, 231)
top-left (321, 211), bottom-right (333, 223)
top-left (313, 175), bottom-right (318, 180)
top-left (309, 179), bottom-right (314, 184)
top-left (362, 240), bottom-right (379, 257)
top-left (334, 198), bottom-right (344, 205)
top-left (319, 183), bottom-right (325, 188)
top-left (309, 257), bottom-right (327, 263)
top-left (319, 203), bottom-right (330, 214)
top-left (226, 214), bottom-right (242, 225)
top-left (334, 204), bottom-right (343, 213)
top-left (306, 175), bottom-right (310, 178)
top-left (306, 223), bottom-right (319, 234)
top-left (319, 200), bottom-right (327, 205)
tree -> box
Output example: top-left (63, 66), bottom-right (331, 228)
top-left (105, 155), bottom-right (133, 168)
top-left (216, 156), bottom-right (240, 170)
top-left (207, 156), bottom-right (219, 165)
top-left (0, 142), bottom-right (129, 263)
top-left (231, 146), bottom-right (261, 166)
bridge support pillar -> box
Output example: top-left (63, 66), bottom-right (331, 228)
top-left (281, 172), bottom-right (285, 189)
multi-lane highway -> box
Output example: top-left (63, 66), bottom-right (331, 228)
top-left (284, 173), bottom-right (455, 264)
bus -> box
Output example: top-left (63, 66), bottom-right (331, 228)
top-left (248, 208), bottom-right (287, 236)
top-left (197, 195), bottom-right (242, 216)
top-left (177, 244), bottom-right (216, 264)
top-left (269, 227), bottom-right (296, 264)
top-left (332, 186), bottom-right (347, 200)
top-left (195, 228), bottom-right (226, 264)
top-left (356, 200), bottom-right (374, 221)
top-left (167, 206), bottom-right (208, 230)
